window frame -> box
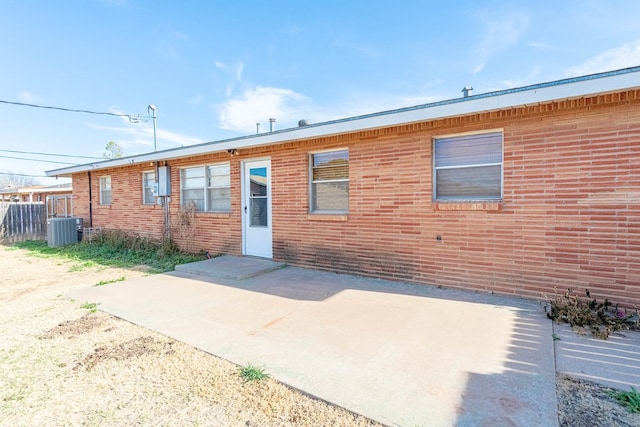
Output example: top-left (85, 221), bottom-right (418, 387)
top-left (433, 130), bottom-right (504, 201)
top-left (180, 162), bottom-right (231, 213)
top-left (142, 170), bottom-right (156, 205)
top-left (99, 176), bottom-right (112, 206)
top-left (309, 148), bottom-right (350, 214)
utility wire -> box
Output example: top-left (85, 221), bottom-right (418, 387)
top-left (0, 99), bottom-right (136, 119)
top-left (0, 154), bottom-right (78, 165)
top-left (0, 149), bottom-right (102, 160)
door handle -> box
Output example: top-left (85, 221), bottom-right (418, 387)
top-left (244, 206), bottom-right (247, 213)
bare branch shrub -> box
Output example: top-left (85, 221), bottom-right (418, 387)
top-left (174, 201), bottom-right (197, 252)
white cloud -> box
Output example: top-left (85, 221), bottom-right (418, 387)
top-left (473, 10), bottom-right (529, 73)
top-left (214, 84), bottom-right (448, 135)
top-left (155, 45), bottom-right (181, 61)
top-left (188, 94), bottom-right (202, 105)
top-left (395, 94), bottom-right (442, 108)
top-left (331, 36), bottom-right (379, 58)
top-left (234, 62), bottom-right (244, 81)
top-left (214, 60), bottom-right (244, 81)
top-left (90, 118), bottom-right (204, 152)
top-left (17, 91), bottom-right (42, 103)
top-left (216, 86), bottom-right (309, 133)
top-left (173, 31), bottom-right (190, 42)
top-left (156, 128), bottom-right (203, 147)
top-left (214, 60), bottom-right (245, 100)
top-left (91, 125), bottom-right (152, 149)
top-left (317, 93), bottom-right (442, 123)
top-left (527, 41), bottom-right (556, 50)
top-left (564, 40), bottom-right (640, 77)
top-left (497, 67), bottom-right (542, 89)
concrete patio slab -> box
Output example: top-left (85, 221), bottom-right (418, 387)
top-left (70, 258), bottom-right (557, 427)
top-left (554, 322), bottom-right (640, 391)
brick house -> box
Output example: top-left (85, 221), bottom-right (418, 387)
top-left (47, 67), bottom-right (640, 306)
top-left (0, 183), bottom-right (72, 204)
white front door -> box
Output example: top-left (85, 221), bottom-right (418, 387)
top-left (242, 159), bottom-right (272, 258)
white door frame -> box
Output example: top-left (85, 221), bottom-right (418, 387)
top-left (241, 158), bottom-right (273, 258)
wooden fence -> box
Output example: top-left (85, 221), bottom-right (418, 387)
top-left (0, 202), bottom-right (47, 243)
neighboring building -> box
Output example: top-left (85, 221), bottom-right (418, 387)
top-left (0, 190), bottom-right (18, 202)
top-left (0, 183), bottom-right (72, 203)
top-left (47, 67), bottom-right (640, 306)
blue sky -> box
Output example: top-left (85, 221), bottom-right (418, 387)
top-left (1, 0), bottom-right (640, 185)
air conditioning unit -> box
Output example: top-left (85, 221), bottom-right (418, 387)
top-left (47, 218), bottom-right (78, 247)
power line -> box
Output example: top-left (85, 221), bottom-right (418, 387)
top-left (0, 149), bottom-right (102, 160)
top-left (0, 99), bottom-right (136, 119)
top-left (0, 154), bottom-right (77, 165)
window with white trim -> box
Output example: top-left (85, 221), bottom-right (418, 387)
top-left (433, 131), bottom-right (503, 200)
top-left (310, 149), bottom-right (349, 213)
top-left (99, 176), bottom-right (112, 205)
top-left (142, 171), bottom-right (156, 204)
top-left (180, 163), bottom-right (230, 212)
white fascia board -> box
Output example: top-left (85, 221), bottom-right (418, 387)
top-left (46, 67), bottom-right (640, 178)
top-left (26, 187), bottom-right (72, 194)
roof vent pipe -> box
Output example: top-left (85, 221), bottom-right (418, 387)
top-left (462, 86), bottom-right (473, 98)
top-left (269, 118), bottom-right (276, 132)
top-left (256, 123), bottom-right (260, 134)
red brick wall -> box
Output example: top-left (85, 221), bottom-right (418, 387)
top-left (72, 153), bottom-right (241, 254)
top-left (71, 89), bottom-right (640, 306)
top-left (70, 173), bottom-right (90, 224)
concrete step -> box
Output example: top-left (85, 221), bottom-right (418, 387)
top-left (175, 255), bottom-right (286, 280)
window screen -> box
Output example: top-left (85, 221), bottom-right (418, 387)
top-left (434, 132), bottom-right (502, 200)
top-left (310, 150), bottom-right (349, 212)
top-left (181, 163), bottom-right (230, 212)
top-left (142, 171), bottom-right (156, 204)
top-left (99, 176), bottom-right (112, 205)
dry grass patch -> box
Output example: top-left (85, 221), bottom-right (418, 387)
top-left (0, 244), bottom-right (384, 427)
top-left (8, 243), bottom-right (639, 426)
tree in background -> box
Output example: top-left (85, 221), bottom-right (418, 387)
top-left (103, 141), bottom-right (123, 159)
top-left (0, 173), bottom-right (34, 189)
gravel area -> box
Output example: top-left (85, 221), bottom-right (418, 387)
top-left (556, 374), bottom-right (640, 427)
top-left (2, 243), bottom-right (640, 426)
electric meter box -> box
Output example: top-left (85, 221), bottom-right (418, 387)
top-left (158, 166), bottom-right (171, 196)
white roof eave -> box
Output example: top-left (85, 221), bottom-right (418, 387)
top-left (46, 66), bottom-right (640, 178)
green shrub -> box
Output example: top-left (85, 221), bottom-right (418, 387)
top-left (239, 364), bottom-right (269, 382)
top-left (13, 232), bottom-right (204, 273)
top-left (611, 387), bottom-right (640, 413)
top-left (80, 302), bottom-right (98, 313)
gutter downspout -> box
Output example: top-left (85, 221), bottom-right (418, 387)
top-left (87, 171), bottom-right (93, 227)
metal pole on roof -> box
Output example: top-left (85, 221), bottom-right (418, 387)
top-left (148, 104), bottom-right (157, 151)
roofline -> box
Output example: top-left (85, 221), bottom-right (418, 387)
top-left (47, 65), bottom-right (640, 177)
top-left (0, 185), bottom-right (72, 195)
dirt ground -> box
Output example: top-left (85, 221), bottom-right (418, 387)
top-left (0, 245), bottom-right (381, 426)
top-left (1, 244), bottom-right (639, 426)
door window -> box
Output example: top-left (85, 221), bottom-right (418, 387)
top-left (249, 167), bottom-right (268, 227)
